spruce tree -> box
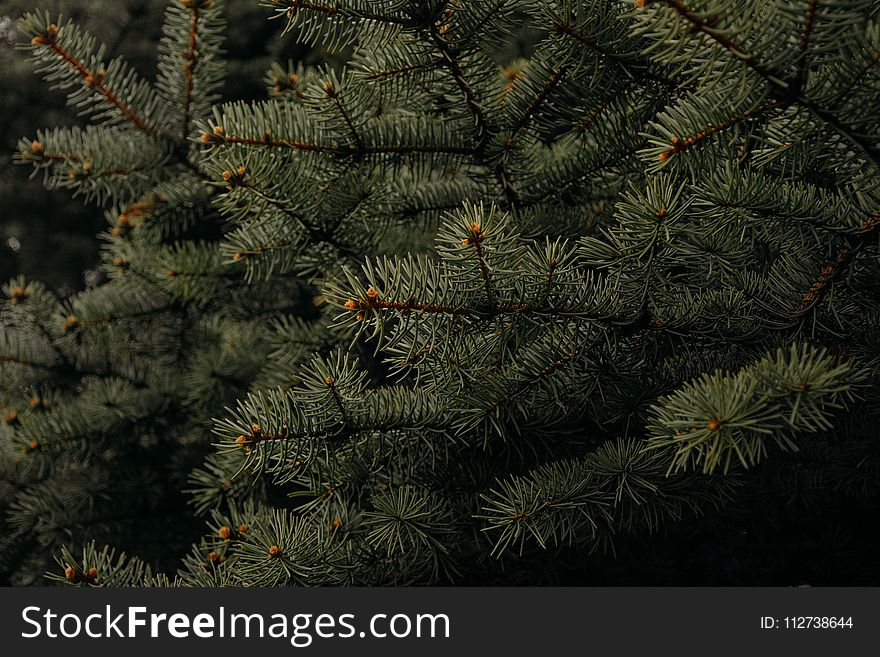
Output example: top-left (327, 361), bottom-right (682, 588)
top-left (2, 0), bottom-right (879, 586)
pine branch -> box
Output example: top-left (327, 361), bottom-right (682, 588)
top-left (799, 0), bottom-right (820, 58)
top-left (30, 24), bottom-right (156, 136)
top-left (654, 0), bottom-right (789, 86)
top-left (69, 304), bottom-right (175, 330)
top-left (220, 172), bottom-right (361, 261)
top-left (550, 19), bottom-right (677, 92)
top-left (365, 60), bottom-right (436, 81)
top-left (465, 221), bottom-right (497, 308)
top-left (328, 89), bottom-right (363, 149)
top-left (645, 344), bottom-right (861, 474)
top-left (270, 0), bottom-right (412, 26)
top-left (840, 44), bottom-right (880, 104)
top-left (180, 1), bottom-right (203, 140)
top-left (656, 99), bottom-right (780, 164)
top-left (789, 245), bottom-right (851, 319)
top-left (424, 19), bottom-right (489, 145)
top-left (649, 0), bottom-right (880, 169)
top-left (325, 375), bottom-right (352, 428)
top-left (790, 209), bottom-right (880, 320)
top-left (345, 294), bottom-right (470, 317)
top-left (507, 65), bottom-right (570, 146)
top-left (207, 130), bottom-right (339, 152)
top-left (206, 131), bottom-right (474, 156)
top-left (0, 355), bottom-right (42, 368)
top-left (481, 343), bottom-right (590, 417)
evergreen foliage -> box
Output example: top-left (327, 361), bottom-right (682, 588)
top-left (2, 0), bottom-right (879, 585)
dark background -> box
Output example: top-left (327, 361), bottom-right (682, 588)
top-left (0, 0), bottom-right (304, 294)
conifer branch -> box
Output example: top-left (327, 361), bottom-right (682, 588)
top-left (577, 100), bottom-right (610, 135)
top-left (345, 294), bottom-right (469, 317)
top-left (551, 19), bottom-right (678, 91)
top-left (657, 99), bottom-right (780, 163)
top-left (655, 0), bottom-right (790, 86)
top-left (790, 210), bottom-right (880, 320)
top-left (230, 240), bottom-right (295, 262)
top-left (465, 222), bottom-right (496, 307)
top-left (180, 2), bottom-right (203, 140)
top-left (507, 66), bottom-right (569, 146)
top-left (84, 167), bottom-right (135, 179)
top-left (799, 0), bottom-right (820, 57)
top-left (521, 138), bottom-right (644, 208)
top-left (841, 45), bottom-right (880, 103)
top-left (460, 0), bottom-right (509, 42)
top-left (496, 169), bottom-right (521, 211)
top-left (325, 376), bottom-right (352, 427)
top-left (225, 175), bottom-right (360, 259)
top-left (71, 304), bottom-right (175, 329)
top-left (483, 345), bottom-right (589, 416)
top-left (27, 146), bottom-right (143, 177)
top-left (32, 27), bottom-right (156, 136)
top-left (366, 144), bottom-right (475, 156)
top-left (208, 132), bottom-right (474, 156)
top-left (366, 61), bottom-right (436, 80)
top-left (269, 0), bottom-right (412, 26)
top-left (229, 178), bottom-right (321, 240)
top-left (343, 292), bottom-right (640, 326)
top-left (28, 147), bottom-right (75, 163)
top-left (652, 0), bottom-right (880, 168)
top-left (1, 354), bottom-right (42, 368)
top-left (330, 93), bottom-right (362, 149)
top-left (209, 132), bottom-right (340, 152)
top-left (789, 246), bottom-right (851, 319)
top-left (495, 59), bottom-right (569, 209)
top-left (425, 20), bottom-right (489, 145)
top-left (798, 99), bottom-right (880, 169)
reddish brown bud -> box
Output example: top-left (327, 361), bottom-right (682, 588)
top-left (10, 285), bottom-right (28, 305)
